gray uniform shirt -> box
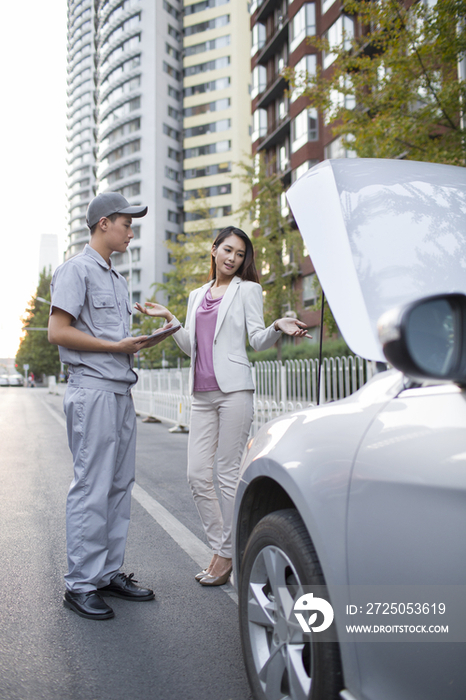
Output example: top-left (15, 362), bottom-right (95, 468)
top-left (50, 244), bottom-right (137, 392)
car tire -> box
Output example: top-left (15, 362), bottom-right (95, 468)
top-left (238, 508), bottom-right (342, 700)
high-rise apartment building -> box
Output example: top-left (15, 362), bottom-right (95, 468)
top-left (250, 0), bottom-right (354, 338)
top-left (182, 0), bottom-right (253, 238)
top-left (66, 0), bottom-right (184, 306)
top-left (66, 0), bottom-right (253, 310)
top-left (66, 1), bottom-right (97, 260)
top-left (250, 0), bottom-right (355, 185)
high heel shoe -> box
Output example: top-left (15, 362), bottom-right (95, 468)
top-left (195, 554), bottom-right (218, 582)
top-left (199, 565), bottom-right (232, 587)
top-left (194, 568), bottom-right (209, 581)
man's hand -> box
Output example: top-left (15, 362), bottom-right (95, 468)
top-left (49, 307), bottom-right (150, 354)
top-left (114, 336), bottom-right (150, 354)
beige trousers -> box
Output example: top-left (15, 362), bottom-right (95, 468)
top-left (187, 390), bottom-right (254, 559)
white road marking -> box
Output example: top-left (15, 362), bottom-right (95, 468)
top-left (42, 397), bottom-right (238, 605)
top-left (132, 484), bottom-right (238, 604)
top-left (41, 398), bottom-right (66, 429)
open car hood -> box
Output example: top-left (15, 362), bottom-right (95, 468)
top-left (286, 159), bottom-right (466, 362)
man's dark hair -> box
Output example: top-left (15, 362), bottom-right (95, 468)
top-left (89, 212), bottom-right (121, 235)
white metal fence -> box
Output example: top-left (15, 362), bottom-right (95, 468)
top-left (132, 356), bottom-right (376, 435)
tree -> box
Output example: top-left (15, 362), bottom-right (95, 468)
top-left (310, 276), bottom-right (339, 338)
top-left (287, 0), bottom-right (466, 164)
top-left (156, 192), bottom-right (218, 322)
top-left (137, 194), bottom-right (217, 367)
top-left (16, 269), bottom-right (61, 379)
top-left (234, 155), bottom-right (303, 359)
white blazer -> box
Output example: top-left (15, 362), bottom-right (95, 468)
top-left (171, 276), bottom-right (282, 394)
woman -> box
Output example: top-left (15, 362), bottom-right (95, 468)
top-left (135, 227), bottom-right (309, 586)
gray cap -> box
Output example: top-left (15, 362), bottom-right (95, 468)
top-left (86, 192), bottom-right (148, 229)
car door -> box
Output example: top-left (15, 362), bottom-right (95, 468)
top-left (346, 383), bottom-right (466, 700)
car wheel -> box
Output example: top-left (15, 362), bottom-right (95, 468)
top-left (239, 509), bottom-right (342, 700)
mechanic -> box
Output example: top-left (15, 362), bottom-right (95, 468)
top-left (48, 192), bottom-right (165, 620)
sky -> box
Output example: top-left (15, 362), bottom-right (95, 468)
top-left (0, 1), bottom-right (68, 358)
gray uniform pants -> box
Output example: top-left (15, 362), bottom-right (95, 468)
top-left (63, 385), bottom-right (136, 593)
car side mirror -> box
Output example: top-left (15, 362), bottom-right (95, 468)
top-left (377, 293), bottom-right (466, 384)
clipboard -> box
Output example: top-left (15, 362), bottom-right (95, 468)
top-left (134, 322), bottom-right (181, 348)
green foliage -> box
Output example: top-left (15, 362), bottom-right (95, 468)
top-left (285, 0), bottom-right (466, 164)
top-left (15, 269), bottom-right (61, 378)
top-left (140, 160), bottom-right (310, 365)
top-left (247, 337), bottom-right (354, 363)
top-left (137, 195), bottom-right (216, 367)
top-left (153, 193), bottom-right (217, 323)
top-left (310, 276), bottom-right (339, 337)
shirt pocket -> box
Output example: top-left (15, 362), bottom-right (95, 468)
top-left (90, 293), bottom-right (119, 326)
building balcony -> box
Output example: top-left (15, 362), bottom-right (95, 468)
top-left (67, 18), bottom-right (93, 54)
top-left (97, 109), bottom-right (141, 145)
top-left (96, 155), bottom-right (141, 184)
top-left (67, 161), bottom-right (92, 180)
top-left (98, 91), bottom-right (142, 129)
top-left (68, 7), bottom-right (91, 36)
top-left (254, 0), bottom-right (285, 24)
top-left (99, 48), bottom-right (141, 86)
top-left (255, 73), bottom-right (287, 111)
top-left (67, 135), bottom-right (92, 157)
top-left (67, 74), bottom-right (93, 98)
top-left (255, 18), bottom-right (289, 66)
top-left (98, 28), bottom-right (140, 67)
top-left (67, 84), bottom-right (93, 111)
top-left (67, 109), bottom-right (94, 134)
top-left (98, 67), bottom-right (141, 106)
top-left (99, 7), bottom-right (141, 49)
top-left (68, 48), bottom-right (93, 76)
top-left (256, 115), bottom-right (291, 152)
top-left (99, 0), bottom-right (126, 27)
top-left (67, 183), bottom-right (92, 202)
top-left (67, 100), bottom-right (92, 122)
top-left (69, 0), bottom-right (91, 20)
top-left (97, 131), bottom-right (141, 163)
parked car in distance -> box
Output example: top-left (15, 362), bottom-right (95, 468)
top-left (0, 374), bottom-right (9, 387)
top-left (8, 373), bottom-right (24, 387)
top-left (233, 159), bottom-right (466, 700)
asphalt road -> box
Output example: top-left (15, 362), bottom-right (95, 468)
top-left (0, 387), bottom-right (253, 700)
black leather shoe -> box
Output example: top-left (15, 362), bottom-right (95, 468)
top-left (98, 572), bottom-right (155, 601)
top-left (63, 590), bottom-right (114, 620)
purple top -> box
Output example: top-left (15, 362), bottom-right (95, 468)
top-left (193, 288), bottom-right (222, 392)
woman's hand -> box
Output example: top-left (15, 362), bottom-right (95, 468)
top-left (134, 301), bottom-right (174, 322)
top-left (275, 318), bottom-right (312, 338)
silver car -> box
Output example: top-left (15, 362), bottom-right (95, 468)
top-left (233, 160), bottom-right (466, 700)
top-left (8, 373), bottom-right (24, 387)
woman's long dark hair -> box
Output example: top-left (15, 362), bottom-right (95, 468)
top-left (209, 227), bottom-right (259, 283)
